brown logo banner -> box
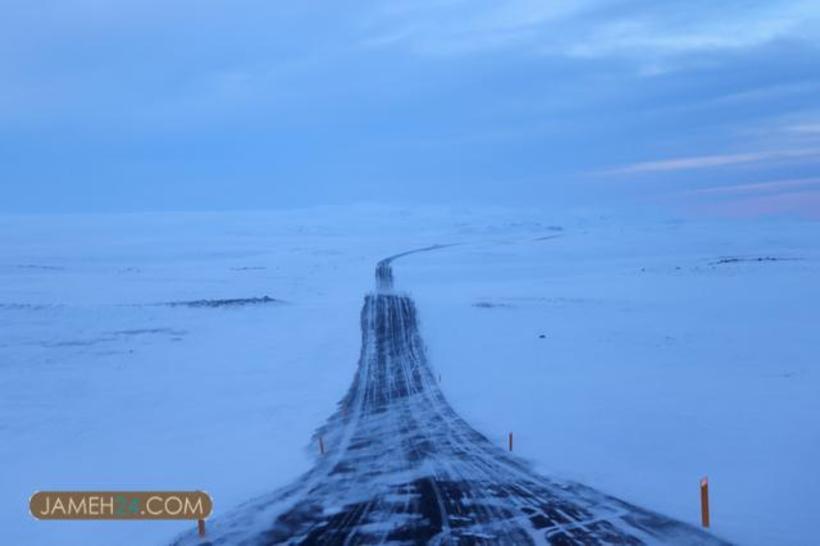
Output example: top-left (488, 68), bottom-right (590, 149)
top-left (30, 491), bottom-right (212, 520)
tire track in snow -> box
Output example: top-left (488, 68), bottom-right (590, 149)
top-left (173, 246), bottom-right (730, 545)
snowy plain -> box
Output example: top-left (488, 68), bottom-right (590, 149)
top-left (0, 205), bottom-right (817, 545)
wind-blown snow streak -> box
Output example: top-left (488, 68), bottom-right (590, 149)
top-left (172, 248), bottom-right (728, 545)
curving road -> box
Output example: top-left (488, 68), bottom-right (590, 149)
top-left (173, 249), bottom-right (729, 545)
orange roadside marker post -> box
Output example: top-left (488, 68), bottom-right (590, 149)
top-left (198, 518), bottom-right (206, 537)
top-left (700, 477), bottom-right (710, 528)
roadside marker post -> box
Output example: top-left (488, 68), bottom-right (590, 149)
top-left (198, 518), bottom-right (206, 537)
top-left (319, 436), bottom-right (325, 455)
top-left (508, 432), bottom-right (513, 452)
top-left (700, 477), bottom-right (710, 528)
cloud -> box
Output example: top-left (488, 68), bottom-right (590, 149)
top-left (2, 0), bottom-right (820, 213)
top-left (604, 149), bottom-right (820, 175)
top-left (358, 0), bottom-right (820, 64)
top-left (689, 177), bottom-right (820, 195)
top-left (697, 189), bottom-right (820, 219)
top-left (787, 123), bottom-right (820, 134)
top-left (681, 176), bottom-right (820, 220)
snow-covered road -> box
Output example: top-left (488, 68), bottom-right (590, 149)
top-left (173, 251), bottom-right (728, 545)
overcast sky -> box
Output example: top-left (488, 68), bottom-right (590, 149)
top-left (2, 0), bottom-right (819, 217)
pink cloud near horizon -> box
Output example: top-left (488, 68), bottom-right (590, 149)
top-left (606, 148), bottom-right (820, 175)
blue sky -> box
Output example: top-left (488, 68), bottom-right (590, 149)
top-left (2, 0), bottom-right (819, 216)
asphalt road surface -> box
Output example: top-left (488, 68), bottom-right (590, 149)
top-left (174, 249), bottom-right (729, 545)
